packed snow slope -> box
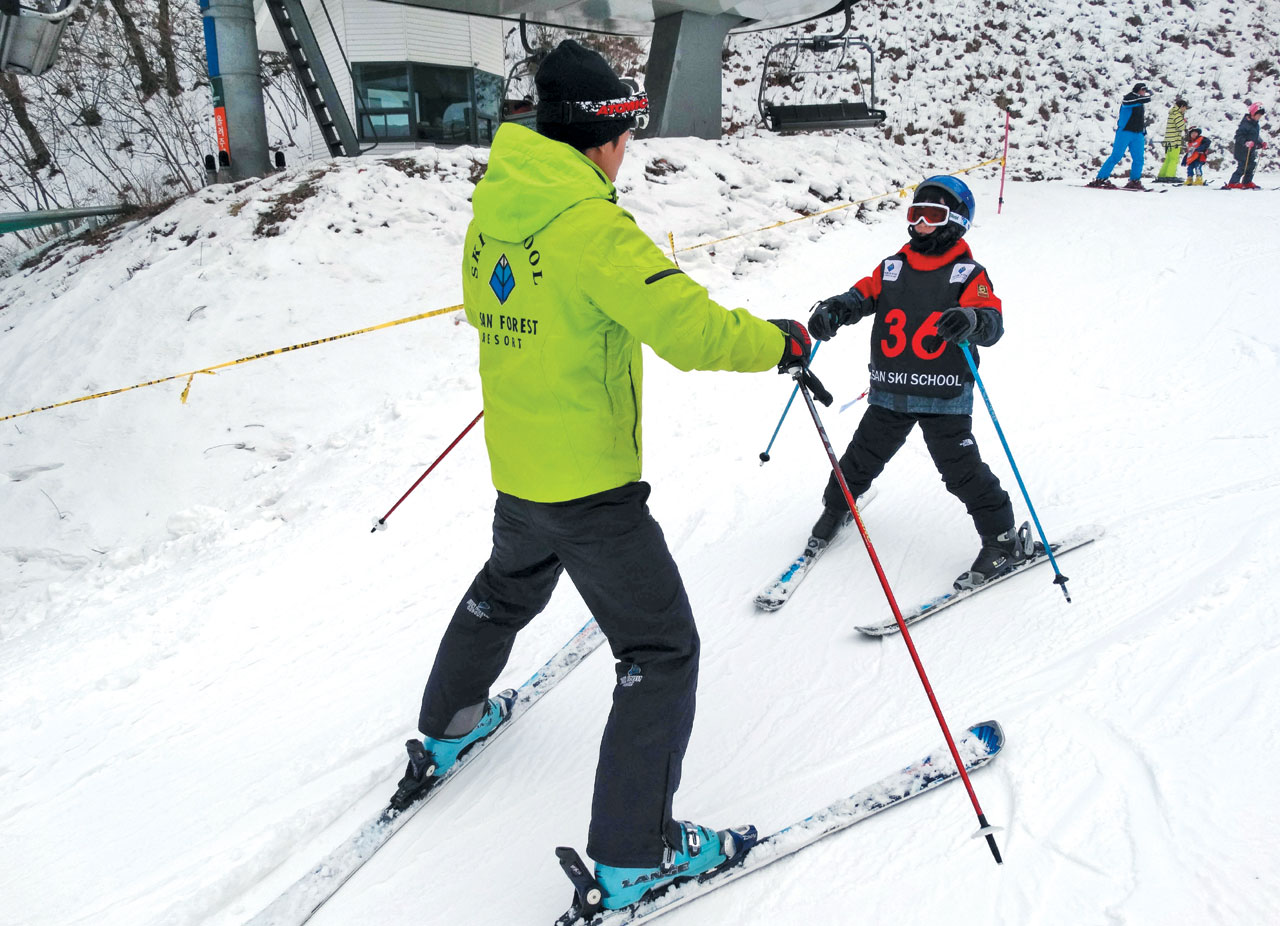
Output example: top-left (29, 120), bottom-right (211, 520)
top-left (2, 131), bottom-right (1280, 926)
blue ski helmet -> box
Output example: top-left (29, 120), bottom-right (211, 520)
top-left (913, 175), bottom-right (974, 233)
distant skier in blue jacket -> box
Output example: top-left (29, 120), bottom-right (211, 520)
top-left (1088, 83), bottom-right (1154, 191)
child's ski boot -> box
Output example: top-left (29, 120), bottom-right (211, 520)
top-left (954, 522), bottom-right (1036, 590)
top-left (808, 489), bottom-right (875, 545)
top-left (810, 503), bottom-right (852, 543)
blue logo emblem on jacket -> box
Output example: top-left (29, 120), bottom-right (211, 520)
top-left (489, 255), bottom-right (515, 304)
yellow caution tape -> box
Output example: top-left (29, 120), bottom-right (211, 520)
top-left (2, 158), bottom-right (999, 422)
top-left (0, 304), bottom-right (462, 421)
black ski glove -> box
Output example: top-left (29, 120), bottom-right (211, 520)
top-left (769, 319), bottom-right (832, 406)
top-left (936, 306), bottom-right (978, 343)
top-left (807, 290), bottom-right (869, 341)
top-left (807, 301), bottom-right (842, 341)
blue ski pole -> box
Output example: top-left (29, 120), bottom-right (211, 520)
top-left (959, 341), bottom-right (1072, 602)
top-left (759, 341), bottom-right (820, 463)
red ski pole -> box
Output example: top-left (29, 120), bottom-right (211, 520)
top-left (794, 374), bottom-right (1003, 864)
top-left (372, 410), bottom-right (483, 532)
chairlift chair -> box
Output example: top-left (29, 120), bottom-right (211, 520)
top-left (0, 0), bottom-right (79, 77)
top-left (499, 57), bottom-right (540, 130)
top-left (757, 1), bottom-right (887, 133)
top-left (499, 16), bottom-right (544, 130)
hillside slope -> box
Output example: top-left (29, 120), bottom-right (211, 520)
top-left (2, 118), bottom-right (1279, 926)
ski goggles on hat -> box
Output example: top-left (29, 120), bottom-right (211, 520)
top-left (906, 202), bottom-right (959, 227)
top-left (537, 91), bottom-right (650, 131)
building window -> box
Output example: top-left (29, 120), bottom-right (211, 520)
top-left (356, 63), bottom-right (411, 140)
top-left (354, 63), bottom-right (502, 145)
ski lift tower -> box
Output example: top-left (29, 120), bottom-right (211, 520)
top-left (379, 1), bottom-right (852, 139)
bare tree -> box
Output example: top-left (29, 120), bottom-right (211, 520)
top-left (157, 0), bottom-right (182, 98)
top-left (104, 0), bottom-right (163, 99)
top-left (261, 52), bottom-right (309, 151)
top-left (0, 74), bottom-right (52, 170)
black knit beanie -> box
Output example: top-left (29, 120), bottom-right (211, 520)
top-left (536, 40), bottom-right (636, 151)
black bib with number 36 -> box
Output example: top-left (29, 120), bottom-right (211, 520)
top-left (867, 254), bottom-right (983, 399)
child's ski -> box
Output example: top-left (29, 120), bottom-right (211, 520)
top-left (753, 488), bottom-right (876, 611)
top-left (855, 526), bottom-right (1101, 636)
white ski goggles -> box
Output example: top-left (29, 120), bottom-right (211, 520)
top-left (907, 202), bottom-right (959, 227)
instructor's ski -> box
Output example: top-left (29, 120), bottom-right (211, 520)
top-left (753, 488), bottom-right (876, 611)
top-left (247, 617), bottom-right (606, 926)
top-left (855, 526), bottom-right (1102, 636)
top-left (554, 720), bottom-right (1005, 925)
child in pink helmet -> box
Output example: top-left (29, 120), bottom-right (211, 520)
top-left (1226, 103), bottom-right (1269, 189)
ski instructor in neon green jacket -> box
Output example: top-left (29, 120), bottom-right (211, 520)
top-left (463, 90), bottom-right (788, 503)
top-left (395, 40), bottom-right (826, 913)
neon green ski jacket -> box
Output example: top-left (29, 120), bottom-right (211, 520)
top-left (462, 124), bottom-right (783, 503)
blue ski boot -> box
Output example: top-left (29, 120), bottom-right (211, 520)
top-left (389, 690), bottom-right (514, 811)
top-left (593, 821), bottom-right (750, 910)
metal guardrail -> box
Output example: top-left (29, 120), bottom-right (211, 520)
top-left (0, 203), bottom-right (134, 235)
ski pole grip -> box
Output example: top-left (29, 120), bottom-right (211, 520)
top-left (793, 367), bottom-right (833, 407)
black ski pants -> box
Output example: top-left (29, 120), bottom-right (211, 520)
top-left (1229, 147), bottom-right (1258, 185)
top-left (823, 404), bottom-right (1014, 538)
top-left (418, 481), bottom-right (698, 868)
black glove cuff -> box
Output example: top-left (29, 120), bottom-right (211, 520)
top-left (834, 290), bottom-right (868, 323)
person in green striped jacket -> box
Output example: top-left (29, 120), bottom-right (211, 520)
top-left (1157, 98), bottom-right (1190, 183)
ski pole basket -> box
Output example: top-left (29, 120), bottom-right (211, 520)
top-left (0, 0), bottom-right (79, 77)
top-left (757, 1), bottom-right (886, 133)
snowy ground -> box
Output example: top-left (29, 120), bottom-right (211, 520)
top-left (2, 132), bottom-right (1279, 926)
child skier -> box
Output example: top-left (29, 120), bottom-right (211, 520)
top-left (805, 176), bottom-right (1031, 590)
top-left (1225, 103), bottom-right (1269, 190)
top-left (1182, 128), bottom-right (1210, 185)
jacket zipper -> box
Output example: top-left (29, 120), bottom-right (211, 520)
top-left (628, 364), bottom-right (639, 455)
